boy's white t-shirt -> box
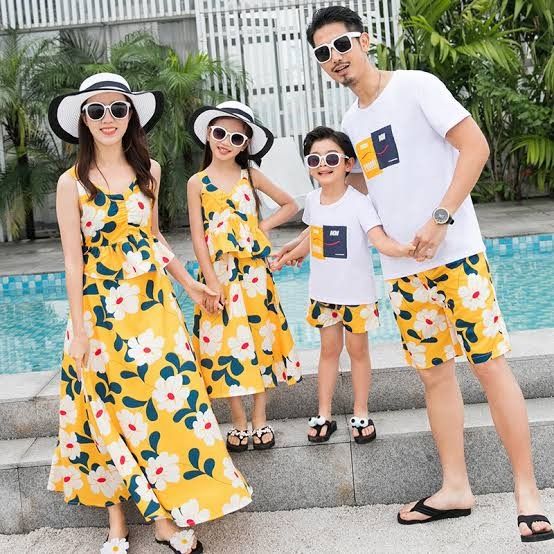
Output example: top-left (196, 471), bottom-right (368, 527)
top-left (302, 186), bottom-right (380, 305)
top-left (341, 69), bottom-right (485, 280)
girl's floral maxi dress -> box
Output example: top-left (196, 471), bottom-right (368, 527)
top-left (48, 166), bottom-right (252, 524)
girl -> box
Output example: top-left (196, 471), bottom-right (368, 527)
top-left (272, 126), bottom-right (415, 444)
top-left (188, 101), bottom-right (301, 452)
top-left (47, 74), bottom-right (251, 554)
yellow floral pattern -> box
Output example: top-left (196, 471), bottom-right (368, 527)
top-left (48, 166), bottom-right (252, 523)
top-left (306, 300), bottom-right (380, 334)
top-left (192, 170), bottom-right (301, 398)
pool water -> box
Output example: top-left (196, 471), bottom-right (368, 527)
top-left (1, 235), bottom-right (553, 374)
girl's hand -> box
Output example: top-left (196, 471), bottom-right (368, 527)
top-left (69, 333), bottom-right (89, 381)
top-left (270, 251), bottom-right (305, 271)
top-left (189, 280), bottom-right (224, 313)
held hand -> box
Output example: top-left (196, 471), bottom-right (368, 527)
top-left (395, 242), bottom-right (417, 258)
top-left (272, 241), bottom-right (305, 271)
top-left (69, 333), bottom-right (89, 381)
top-left (188, 281), bottom-right (224, 313)
top-left (412, 219), bottom-right (448, 261)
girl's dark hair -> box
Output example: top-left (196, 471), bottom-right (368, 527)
top-left (200, 116), bottom-right (262, 215)
top-left (76, 99), bottom-right (155, 200)
top-left (307, 6), bottom-right (364, 47)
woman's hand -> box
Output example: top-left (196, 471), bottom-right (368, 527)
top-left (188, 280), bottom-right (224, 313)
top-left (69, 333), bottom-right (89, 380)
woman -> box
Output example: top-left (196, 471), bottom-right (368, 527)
top-left (47, 73), bottom-right (252, 554)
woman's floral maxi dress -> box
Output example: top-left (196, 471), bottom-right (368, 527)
top-left (192, 169), bottom-right (302, 399)
top-left (48, 167), bottom-right (252, 524)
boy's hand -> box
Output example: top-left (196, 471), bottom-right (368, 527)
top-left (270, 251), bottom-right (305, 271)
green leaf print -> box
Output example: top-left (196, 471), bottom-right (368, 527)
top-left (407, 329), bottom-right (421, 340)
top-left (146, 280), bottom-right (154, 299)
top-left (160, 366), bottom-right (175, 379)
top-left (122, 397), bottom-right (147, 408)
top-left (432, 358), bottom-right (444, 366)
top-left (114, 334), bottom-right (124, 352)
top-left (75, 433), bottom-right (94, 444)
top-left (189, 448), bottom-right (200, 469)
top-left (96, 262), bottom-right (117, 276)
top-left (399, 310), bottom-right (412, 320)
top-left (140, 449), bottom-right (157, 461)
top-left (203, 459), bottom-right (215, 477)
top-left (144, 500), bottom-right (160, 519)
top-left (247, 315), bottom-right (261, 324)
top-left (149, 431), bottom-right (160, 452)
top-left (184, 470), bottom-right (204, 480)
top-left (83, 283), bottom-right (99, 295)
top-left (121, 371), bottom-right (138, 380)
top-left (201, 359), bottom-right (213, 370)
top-left (107, 201), bottom-right (118, 217)
top-left (109, 382), bottom-right (122, 394)
top-left (471, 352), bottom-right (492, 364)
top-left (421, 337), bottom-right (438, 344)
top-left (146, 399), bottom-right (158, 422)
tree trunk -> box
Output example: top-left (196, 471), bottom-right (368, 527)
top-left (18, 153), bottom-right (36, 240)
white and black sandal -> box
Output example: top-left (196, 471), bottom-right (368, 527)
top-left (252, 425), bottom-right (275, 450)
top-left (350, 416), bottom-right (376, 444)
top-left (155, 529), bottom-right (203, 554)
top-left (226, 428), bottom-right (249, 452)
top-left (308, 415), bottom-right (337, 443)
top-left (100, 534), bottom-right (129, 554)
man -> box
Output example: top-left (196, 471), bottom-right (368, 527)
top-left (275, 6), bottom-right (552, 542)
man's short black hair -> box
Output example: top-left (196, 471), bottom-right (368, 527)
top-left (303, 126), bottom-right (356, 160)
top-left (306, 6), bottom-right (364, 47)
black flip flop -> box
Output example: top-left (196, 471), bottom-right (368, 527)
top-left (397, 497), bottom-right (472, 525)
top-left (518, 514), bottom-right (554, 543)
top-left (350, 416), bottom-right (376, 444)
top-left (307, 415), bottom-right (337, 443)
top-left (226, 428), bottom-right (249, 452)
top-left (252, 425), bottom-right (275, 450)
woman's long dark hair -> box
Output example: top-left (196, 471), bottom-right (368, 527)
top-left (76, 100), bottom-right (155, 200)
top-left (200, 117), bottom-right (262, 215)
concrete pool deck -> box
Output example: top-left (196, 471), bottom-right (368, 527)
top-left (0, 198), bottom-right (553, 276)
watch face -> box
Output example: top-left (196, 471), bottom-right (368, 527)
top-left (434, 208), bottom-right (449, 224)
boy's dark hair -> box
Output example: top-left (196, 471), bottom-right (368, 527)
top-left (303, 126), bottom-right (356, 160)
top-left (306, 6), bottom-right (364, 47)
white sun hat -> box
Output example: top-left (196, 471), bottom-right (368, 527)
top-left (48, 72), bottom-right (164, 144)
top-left (190, 100), bottom-right (274, 159)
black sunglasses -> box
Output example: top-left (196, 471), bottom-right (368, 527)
top-left (82, 101), bottom-right (131, 121)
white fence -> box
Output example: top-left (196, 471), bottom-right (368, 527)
top-left (0, 0), bottom-right (195, 29)
top-left (196, 0), bottom-right (400, 147)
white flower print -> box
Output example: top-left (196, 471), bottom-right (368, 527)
top-left (242, 266), bottom-right (266, 298)
top-left (222, 493), bottom-right (251, 515)
top-left (58, 395), bottom-right (77, 428)
top-left (228, 384), bottom-right (257, 396)
top-left (170, 530), bottom-right (196, 553)
top-left (152, 376), bottom-right (190, 412)
top-left (117, 410), bottom-right (147, 447)
top-left (100, 537), bottom-right (129, 554)
top-left (414, 309), bottom-right (447, 339)
top-left (389, 290), bottom-right (403, 315)
top-left (192, 409), bottom-right (222, 446)
top-left (208, 209), bottom-right (232, 235)
top-left (81, 204), bottom-right (106, 237)
top-left (88, 339), bottom-right (109, 373)
top-left (482, 301), bottom-right (504, 338)
top-left (259, 320), bottom-right (276, 352)
top-left (223, 457), bottom-right (245, 489)
top-left (134, 474), bottom-right (157, 504)
top-left (406, 342), bottom-right (427, 368)
top-left (105, 283), bottom-right (140, 320)
top-left (126, 192), bottom-right (151, 226)
top-left (88, 466), bottom-right (121, 498)
top-left (228, 283), bottom-right (247, 318)
top-left (153, 240), bottom-right (174, 267)
top-left (84, 311), bottom-right (94, 338)
top-left (360, 305), bottom-right (379, 331)
top-left (90, 398), bottom-right (111, 436)
top-left (231, 183), bottom-right (256, 215)
top-left (108, 440), bottom-right (135, 478)
top-left (54, 465), bottom-right (83, 497)
top-left (237, 222), bottom-right (254, 251)
top-left (317, 308), bottom-right (341, 327)
top-left (199, 320), bottom-right (224, 357)
top-left (174, 327), bottom-right (195, 361)
top-left (213, 257), bottom-right (233, 285)
top-left (228, 325), bottom-right (255, 361)
top-left (122, 250), bottom-right (151, 277)
top-left (171, 499), bottom-right (211, 527)
top-left (287, 355), bottom-right (302, 381)
top-left (128, 329), bottom-right (164, 366)
top-left (411, 277), bottom-right (445, 305)
top-left (273, 360), bottom-right (286, 383)
top-left (262, 372), bottom-right (275, 387)
top-left (90, 425), bottom-right (108, 455)
top-left (459, 273), bottom-right (490, 311)
top-left (444, 344), bottom-right (457, 360)
top-left (59, 429), bottom-right (81, 460)
top-left (145, 452), bottom-right (180, 491)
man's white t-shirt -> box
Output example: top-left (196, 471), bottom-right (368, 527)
top-left (341, 69), bottom-right (485, 280)
top-left (302, 186), bottom-right (380, 305)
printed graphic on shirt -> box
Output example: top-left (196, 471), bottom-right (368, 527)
top-left (310, 225), bottom-right (348, 260)
top-left (355, 124), bottom-right (399, 181)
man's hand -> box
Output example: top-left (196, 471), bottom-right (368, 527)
top-left (412, 219), bottom-right (448, 260)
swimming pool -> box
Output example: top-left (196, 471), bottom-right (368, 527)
top-left (1, 234), bottom-right (553, 374)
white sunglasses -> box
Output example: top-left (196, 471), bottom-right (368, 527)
top-left (312, 32), bottom-right (362, 64)
top-left (209, 125), bottom-right (249, 148)
top-left (305, 152), bottom-right (350, 168)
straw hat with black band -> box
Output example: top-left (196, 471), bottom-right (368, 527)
top-left (48, 72), bottom-right (164, 144)
top-left (190, 101), bottom-right (274, 159)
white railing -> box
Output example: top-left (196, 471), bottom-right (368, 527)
top-left (195, 0), bottom-right (400, 149)
top-left (0, 0), bottom-right (195, 29)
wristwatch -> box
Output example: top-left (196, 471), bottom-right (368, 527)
top-left (432, 207), bottom-right (454, 225)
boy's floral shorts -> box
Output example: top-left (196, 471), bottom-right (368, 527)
top-left (306, 299), bottom-right (380, 334)
top-left (387, 252), bottom-right (511, 369)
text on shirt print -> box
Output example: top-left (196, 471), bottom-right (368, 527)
top-left (310, 225), bottom-right (348, 259)
top-left (354, 124), bottom-right (400, 181)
